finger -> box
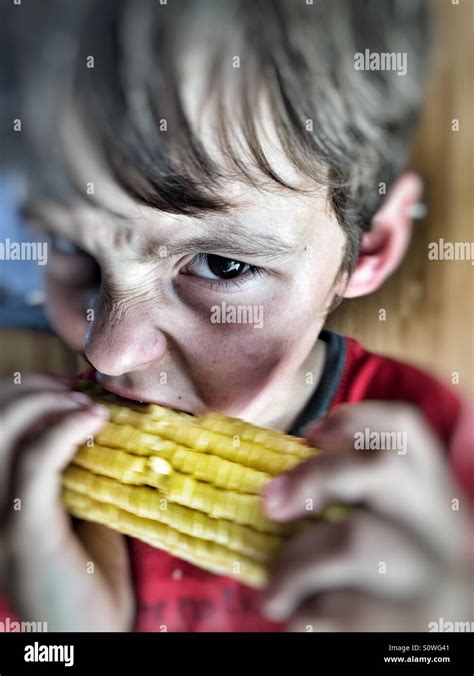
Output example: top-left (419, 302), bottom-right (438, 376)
top-left (0, 391), bottom-right (94, 511)
top-left (262, 452), bottom-right (373, 521)
top-left (304, 401), bottom-right (444, 475)
top-left (265, 401), bottom-right (430, 522)
top-left (19, 405), bottom-right (108, 479)
top-left (262, 447), bottom-right (462, 561)
top-left (0, 373), bottom-right (71, 406)
top-left (286, 590), bottom-right (412, 632)
top-left (74, 521), bottom-right (134, 618)
top-left (2, 390), bottom-right (92, 449)
top-left (262, 512), bottom-right (434, 622)
top-left (286, 593), bottom-right (354, 632)
top-left (7, 406), bottom-right (109, 536)
top-left (262, 521), bottom-right (353, 622)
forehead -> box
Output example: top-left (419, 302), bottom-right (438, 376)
top-left (29, 0), bottom-right (334, 250)
top-left (54, 68), bottom-right (330, 249)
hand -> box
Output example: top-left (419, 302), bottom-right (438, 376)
top-left (261, 402), bottom-right (472, 631)
top-left (0, 374), bottom-right (135, 631)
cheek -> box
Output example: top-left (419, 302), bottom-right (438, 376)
top-left (179, 287), bottom-right (326, 412)
top-left (44, 274), bottom-right (91, 351)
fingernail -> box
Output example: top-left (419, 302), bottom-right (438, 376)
top-left (68, 392), bottom-right (91, 405)
top-left (306, 420), bottom-right (338, 443)
top-left (305, 414), bottom-right (334, 433)
top-left (301, 420), bottom-right (324, 437)
top-left (88, 403), bottom-right (109, 417)
top-left (263, 476), bottom-right (289, 512)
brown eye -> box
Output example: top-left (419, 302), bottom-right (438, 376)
top-left (207, 255), bottom-right (248, 279)
top-left (182, 253), bottom-right (253, 280)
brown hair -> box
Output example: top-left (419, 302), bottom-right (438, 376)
top-left (5, 0), bottom-right (431, 273)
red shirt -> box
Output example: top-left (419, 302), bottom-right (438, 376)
top-left (1, 332), bottom-right (472, 632)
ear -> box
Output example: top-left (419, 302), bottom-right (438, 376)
top-left (341, 172), bottom-right (424, 299)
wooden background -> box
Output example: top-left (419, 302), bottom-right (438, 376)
top-left (329, 0), bottom-right (473, 393)
top-left (1, 1), bottom-right (472, 393)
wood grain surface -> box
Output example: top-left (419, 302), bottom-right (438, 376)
top-left (328, 0), bottom-right (473, 393)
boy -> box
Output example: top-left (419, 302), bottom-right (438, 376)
top-left (0, 0), bottom-right (472, 632)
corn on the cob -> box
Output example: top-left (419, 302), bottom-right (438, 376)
top-left (63, 382), bottom-right (333, 587)
top-left (63, 488), bottom-right (267, 586)
top-left (71, 444), bottom-right (293, 535)
top-left (64, 466), bottom-right (282, 562)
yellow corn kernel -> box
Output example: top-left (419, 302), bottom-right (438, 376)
top-left (63, 488), bottom-right (267, 587)
top-left (64, 465), bottom-right (282, 563)
top-left (63, 383), bottom-right (327, 586)
top-left (199, 412), bottom-right (313, 457)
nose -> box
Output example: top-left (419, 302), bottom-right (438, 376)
top-left (83, 290), bottom-right (167, 376)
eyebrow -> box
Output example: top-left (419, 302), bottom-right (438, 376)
top-left (138, 221), bottom-right (299, 262)
top-left (24, 196), bottom-right (299, 262)
top-left (94, 183), bottom-right (301, 262)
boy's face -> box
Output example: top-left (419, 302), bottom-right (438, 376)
top-left (30, 80), bottom-right (347, 423)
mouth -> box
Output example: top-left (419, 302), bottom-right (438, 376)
top-left (77, 368), bottom-right (194, 414)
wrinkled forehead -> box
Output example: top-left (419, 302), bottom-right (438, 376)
top-left (57, 87), bottom-right (325, 221)
top-left (52, 0), bottom-right (328, 218)
top-left (46, 5), bottom-right (327, 233)
top-left (52, 95), bottom-right (330, 257)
